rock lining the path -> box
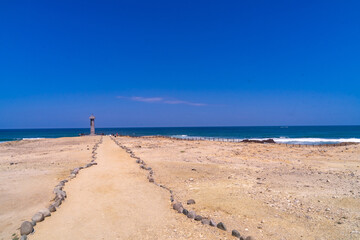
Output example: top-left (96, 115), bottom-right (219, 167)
top-left (39, 208), bottom-right (51, 218)
top-left (20, 221), bottom-right (33, 235)
top-left (217, 222), bottom-right (227, 231)
top-left (172, 202), bottom-right (183, 212)
top-left (201, 218), bottom-right (210, 225)
top-left (31, 212), bottom-right (44, 223)
top-left (48, 204), bottom-right (56, 213)
top-left (232, 229), bottom-right (241, 238)
top-left (187, 211), bottom-right (196, 219)
top-left (18, 137), bottom-right (103, 238)
top-left (111, 136), bottom-right (255, 240)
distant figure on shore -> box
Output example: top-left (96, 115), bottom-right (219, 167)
top-left (89, 114), bottom-right (95, 135)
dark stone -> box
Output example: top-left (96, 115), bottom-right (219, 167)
top-left (54, 199), bottom-right (62, 207)
top-left (194, 215), bottom-right (202, 221)
top-left (48, 204), bottom-right (56, 212)
top-left (39, 208), bottom-right (51, 217)
top-left (57, 182), bottom-right (64, 187)
top-left (201, 219), bottom-right (210, 225)
top-left (232, 230), bottom-right (241, 238)
top-left (54, 189), bottom-right (66, 199)
top-left (149, 177), bottom-right (154, 183)
top-left (54, 186), bottom-right (63, 192)
top-left (172, 202), bottom-right (183, 212)
top-left (242, 139), bottom-right (275, 144)
top-left (245, 237), bottom-right (253, 240)
top-left (32, 212), bottom-right (44, 223)
top-left (187, 199), bottom-right (196, 205)
top-left (20, 221), bottom-right (33, 235)
top-left (21, 235), bottom-right (27, 240)
top-left (217, 222), bottom-right (226, 231)
top-left (209, 219), bottom-right (216, 226)
top-left (177, 207), bottom-right (184, 213)
top-left (182, 209), bottom-right (189, 215)
top-left (187, 211), bottom-right (196, 219)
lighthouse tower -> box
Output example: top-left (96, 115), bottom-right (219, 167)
top-left (89, 114), bottom-right (95, 135)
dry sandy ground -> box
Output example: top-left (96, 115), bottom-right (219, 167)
top-left (114, 136), bottom-right (360, 240)
top-left (0, 136), bottom-right (100, 240)
top-left (1, 136), bottom-right (359, 240)
top-left (30, 136), bottom-right (229, 240)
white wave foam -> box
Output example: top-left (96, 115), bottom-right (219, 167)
top-left (22, 138), bottom-right (45, 140)
top-left (273, 138), bottom-right (360, 144)
top-left (171, 135), bottom-right (188, 138)
top-left (170, 135), bottom-right (360, 144)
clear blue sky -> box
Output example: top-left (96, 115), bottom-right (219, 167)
top-left (1, 0), bottom-right (360, 128)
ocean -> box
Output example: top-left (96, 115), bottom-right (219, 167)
top-left (1, 126), bottom-right (360, 145)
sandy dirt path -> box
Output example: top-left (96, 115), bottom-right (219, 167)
top-left (0, 136), bottom-right (99, 240)
top-left (30, 136), bottom-right (224, 240)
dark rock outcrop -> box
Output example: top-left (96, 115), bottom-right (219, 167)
top-left (242, 138), bottom-right (275, 144)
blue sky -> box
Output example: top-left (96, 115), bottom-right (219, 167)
top-left (1, 0), bottom-right (360, 128)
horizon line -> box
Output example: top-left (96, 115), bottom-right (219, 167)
top-left (1, 124), bottom-right (360, 130)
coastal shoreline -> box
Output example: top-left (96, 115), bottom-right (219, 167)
top-left (1, 125), bottom-right (360, 146)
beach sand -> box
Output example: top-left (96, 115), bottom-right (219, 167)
top-left (1, 136), bottom-right (359, 239)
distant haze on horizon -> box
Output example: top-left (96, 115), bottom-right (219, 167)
top-left (1, 1), bottom-right (360, 129)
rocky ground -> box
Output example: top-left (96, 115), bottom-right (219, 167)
top-left (116, 136), bottom-right (360, 240)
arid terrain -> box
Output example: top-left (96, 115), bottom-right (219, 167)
top-left (116, 136), bottom-right (360, 240)
top-left (0, 136), bottom-right (359, 240)
top-left (0, 136), bottom-right (101, 240)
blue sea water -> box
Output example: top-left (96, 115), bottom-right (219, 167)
top-left (1, 126), bottom-right (360, 145)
